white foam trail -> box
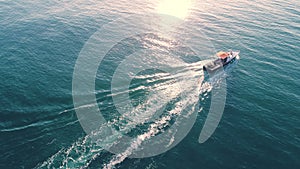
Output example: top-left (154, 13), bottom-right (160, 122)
top-left (35, 61), bottom-right (208, 169)
top-left (103, 75), bottom-right (201, 169)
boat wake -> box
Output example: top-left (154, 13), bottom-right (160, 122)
top-left (34, 58), bottom-right (232, 169)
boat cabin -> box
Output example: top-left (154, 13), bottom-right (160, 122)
top-left (217, 51), bottom-right (230, 63)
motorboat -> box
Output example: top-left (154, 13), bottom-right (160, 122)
top-left (203, 51), bottom-right (240, 72)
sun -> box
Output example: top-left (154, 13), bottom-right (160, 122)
top-left (156, 0), bottom-right (192, 19)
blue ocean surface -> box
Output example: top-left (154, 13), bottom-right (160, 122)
top-left (1, 0), bottom-right (299, 169)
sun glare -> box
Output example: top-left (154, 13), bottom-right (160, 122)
top-left (156, 0), bottom-right (192, 19)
